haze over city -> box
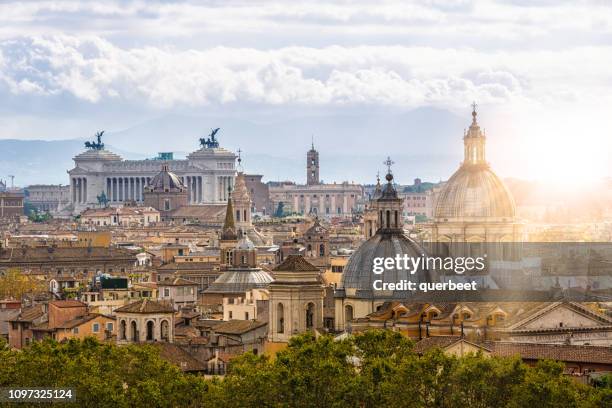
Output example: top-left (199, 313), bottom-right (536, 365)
top-left (0, 0), bottom-right (611, 185)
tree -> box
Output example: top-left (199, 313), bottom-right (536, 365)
top-left (0, 337), bottom-right (213, 408)
top-left (0, 332), bottom-right (608, 407)
top-left (0, 268), bottom-right (44, 299)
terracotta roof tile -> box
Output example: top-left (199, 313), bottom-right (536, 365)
top-left (213, 319), bottom-right (267, 335)
top-left (153, 343), bottom-right (206, 372)
top-left (50, 300), bottom-right (86, 308)
top-left (273, 255), bottom-right (319, 272)
top-left (487, 342), bottom-right (612, 365)
top-left (114, 299), bottom-right (174, 314)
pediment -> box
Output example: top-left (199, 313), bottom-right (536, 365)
top-left (510, 302), bottom-right (612, 330)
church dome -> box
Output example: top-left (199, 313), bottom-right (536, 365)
top-left (340, 163), bottom-right (433, 299)
top-left (434, 166), bottom-right (515, 220)
top-left (146, 164), bottom-right (186, 193)
top-left (434, 105), bottom-right (515, 221)
top-left (340, 232), bottom-right (431, 298)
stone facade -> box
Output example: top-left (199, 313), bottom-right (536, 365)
top-left (268, 255), bottom-right (325, 343)
top-left (115, 299), bottom-right (174, 343)
top-left (25, 184), bottom-right (70, 213)
top-left (268, 144), bottom-right (363, 217)
top-left (67, 141), bottom-right (236, 214)
top-left (243, 174), bottom-right (271, 215)
top-left (0, 192), bottom-right (24, 219)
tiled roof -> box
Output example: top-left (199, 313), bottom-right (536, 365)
top-left (158, 277), bottom-right (199, 286)
top-left (413, 336), bottom-right (463, 354)
top-left (487, 342), bottom-right (612, 365)
top-left (0, 246), bottom-right (136, 262)
top-left (10, 305), bottom-right (45, 322)
top-left (156, 262), bottom-right (217, 271)
top-left (273, 255), bottom-right (319, 272)
top-left (168, 204), bottom-right (226, 219)
top-left (213, 319), bottom-right (267, 335)
top-left (114, 299), bottom-right (174, 314)
top-left (55, 313), bottom-right (114, 329)
top-left (50, 300), bottom-right (87, 308)
top-left (152, 343), bottom-right (207, 372)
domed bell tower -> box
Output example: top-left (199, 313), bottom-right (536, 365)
top-left (376, 157), bottom-right (404, 233)
top-left (463, 102), bottom-right (487, 167)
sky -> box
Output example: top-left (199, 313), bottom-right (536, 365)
top-left (0, 0), bottom-right (611, 184)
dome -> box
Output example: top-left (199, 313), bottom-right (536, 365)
top-left (341, 160), bottom-right (434, 299)
top-left (434, 105), bottom-right (515, 221)
top-left (146, 164), bottom-right (186, 192)
top-left (340, 231), bottom-right (433, 298)
top-left (204, 268), bottom-right (273, 294)
top-left (434, 165), bottom-right (515, 220)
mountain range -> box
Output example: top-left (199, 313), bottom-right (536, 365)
top-left (0, 108), bottom-right (466, 186)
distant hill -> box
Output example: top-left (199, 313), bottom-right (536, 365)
top-left (0, 108), bottom-right (466, 186)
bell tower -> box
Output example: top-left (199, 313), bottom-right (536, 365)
top-left (376, 157), bottom-right (403, 233)
top-left (306, 139), bottom-right (319, 185)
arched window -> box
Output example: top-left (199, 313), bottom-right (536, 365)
top-left (130, 320), bottom-right (138, 342)
top-left (120, 320), bottom-right (127, 340)
top-left (236, 210), bottom-right (240, 221)
top-left (386, 210), bottom-right (391, 228)
top-left (277, 303), bottom-right (284, 333)
top-left (344, 305), bottom-right (353, 324)
top-left (306, 303), bottom-right (315, 329)
top-left (161, 320), bottom-right (170, 341)
top-left (243, 210), bottom-right (247, 221)
top-left (146, 321), bottom-right (154, 341)
top-left (319, 243), bottom-right (325, 257)
top-left (394, 211), bottom-right (398, 227)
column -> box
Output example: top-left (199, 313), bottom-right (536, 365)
top-left (186, 176), bottom-right (191, 203)
top-left (77, 178), bottom-right (82, 203)
top-left (83, 178), bottom-right (87, 203)
top-left (198, 176), bottom-right (202, 203)
top-left (331, 195), bottom-right (336, 214)
top-left (320, 193), bottom-right (324, 215)
top-left (343, 194), bottom-right (348, 214)
top-left (71, 178), bottom-right (76, 204)
top-left (192, 177), bottom-right (196, 203)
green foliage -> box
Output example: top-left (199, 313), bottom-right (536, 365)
top-left (27, 209), bottom-right (52, 223)
top-left (0, 332), bottom-right (607, 408)
top-left (0, 337), bottom-right (212, 408)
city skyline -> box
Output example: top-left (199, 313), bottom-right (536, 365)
top-left (0, 1), bottom-right (611, 185)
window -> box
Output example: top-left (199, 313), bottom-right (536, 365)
top-left (229, 311), bottom-right (233, 319)
top-left (92, 323), bottom-right (100, 333)
top-left (164, 288), bottom-right (170, 297)
top-left (73, 327), bottom-right (79, 334)
top-left (245, 312), bottom-right (249, 320)
top-left (106, 323), bottom-right (113, 332)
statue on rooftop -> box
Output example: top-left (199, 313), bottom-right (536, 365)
top-left (84, 131), bottom-right (105, 150)
top-left (200, 128), bottom-right (220, 149)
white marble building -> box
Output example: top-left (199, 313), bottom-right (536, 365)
top-left (68, 143), bottom-right (237, 214)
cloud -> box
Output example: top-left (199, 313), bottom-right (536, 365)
top-left (1, 35), bottom-right (611, 114)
